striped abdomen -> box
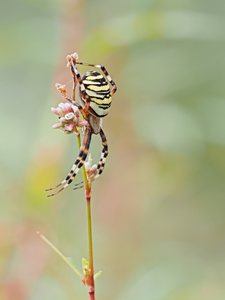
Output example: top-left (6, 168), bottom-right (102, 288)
top-left (80, 71), bottom-right (112, 117)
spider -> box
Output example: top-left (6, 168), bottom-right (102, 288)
top-left (46, 54), bottom-right (117, 197)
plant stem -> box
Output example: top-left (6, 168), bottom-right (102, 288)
top-left (76, 131), bottom-right (95, 300)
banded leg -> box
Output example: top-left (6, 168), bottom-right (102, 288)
top-left (73, 127), bottom-right (108, 190)
top-left (95, 127), bottom-right (108, 178)
top-left (76, 62), bottom-right (117, 95)
top-left (69, 57), bottom-right (92, 115)
top-left (46, 126), bottom-right (92, 197)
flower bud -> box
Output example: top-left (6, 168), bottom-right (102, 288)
top-left (65, 112), bottom-right (76, 121)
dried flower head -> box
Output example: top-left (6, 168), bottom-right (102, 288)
top-left (55, 83), bottom-right (67, 98)
top-left (66, 52), bottom-right (79, 67)
top-left (51, 102), bottom-right (88, 134)
top-left (84, 155), bottom-right (98, 182)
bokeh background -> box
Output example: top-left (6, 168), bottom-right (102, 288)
top-left (1, 0), bottom-right (225, 299)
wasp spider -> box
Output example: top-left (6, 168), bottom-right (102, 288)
top-left (46, 54), bottom-right (117, 197)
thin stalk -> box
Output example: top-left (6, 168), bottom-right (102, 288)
top-left (76, 131), bottom-right (95, 300)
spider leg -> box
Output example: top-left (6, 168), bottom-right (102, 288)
top-left (74, 181), bottom-right (84, 187)
top-left (73, 183), bottom-right (84, 191)
top-left (71, 181), bottom-right (84, 191)
top-left (95, 127), bottom-right (108, 178)
top-left (68, 57), bottom-right (92, 116)
top-left (46, 126), bottom-right (92, 197)
top-left (72, 127), bottom-right (108, 190)
top-left (76, 62), bottom-right (117, 95)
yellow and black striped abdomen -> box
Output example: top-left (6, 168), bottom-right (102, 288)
top-left (80, 71), bottom-right (112, 117)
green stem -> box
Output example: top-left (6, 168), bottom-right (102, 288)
top-left (76, 131), bottom-right (95, 300)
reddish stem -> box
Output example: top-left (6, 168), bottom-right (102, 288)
top-left (89, 291), bottom-right (95, 300)
top-left (85, 186), bottom-right (95, 300)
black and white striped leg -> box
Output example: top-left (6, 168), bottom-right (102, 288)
top-left (95, 127), bottom-right (108, 178)
top-left (72, 127), bottom-right (108, 190)
top-left (69, 58), bottom-right (91, 114)
top-left (76, 62), bottom-right (117, 95)
top-left (46, 126), bottom-right (92, 197)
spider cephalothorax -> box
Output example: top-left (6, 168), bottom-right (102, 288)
top-left (46, 54), bottom-right (117, 197)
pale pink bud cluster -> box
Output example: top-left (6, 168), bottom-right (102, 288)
top-left (51, 102), bottom-right (87, 134)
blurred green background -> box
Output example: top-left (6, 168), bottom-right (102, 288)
top-left (1, 0), bottom-right (225, 299)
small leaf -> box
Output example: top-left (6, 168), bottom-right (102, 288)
top-left (37, 232), bottom-right (82, 278)
top-left (94, 270), bottom-right (102, 280)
